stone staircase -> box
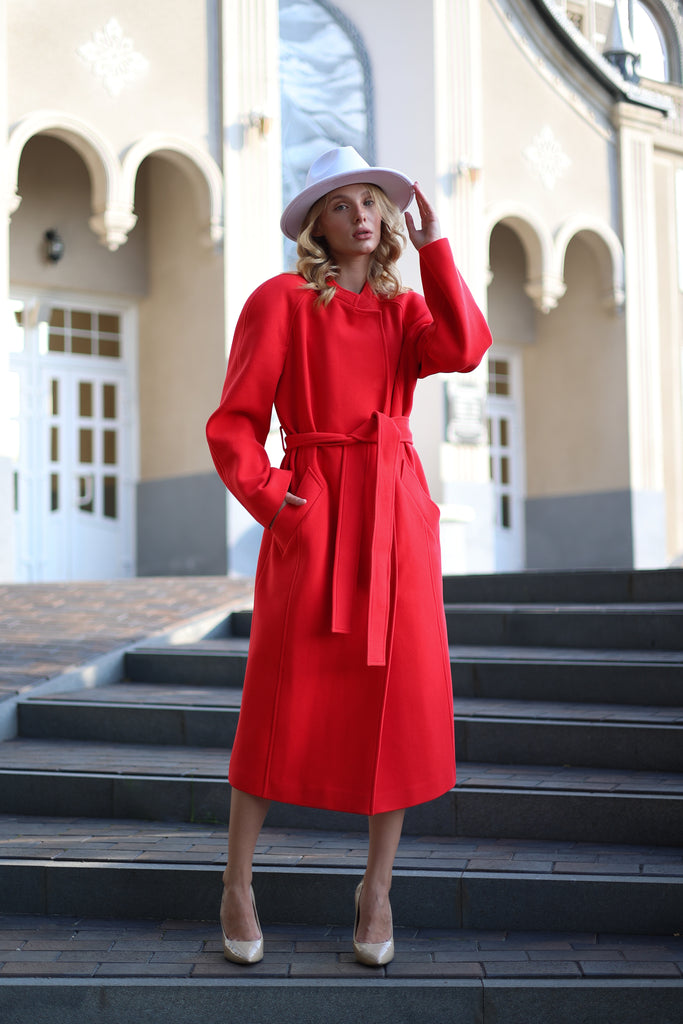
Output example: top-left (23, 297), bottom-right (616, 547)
top-left (0, 569), bottom-right (682, 1023)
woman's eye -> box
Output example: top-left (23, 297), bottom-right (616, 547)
top-left (364, 199), bottom-right (374, 206)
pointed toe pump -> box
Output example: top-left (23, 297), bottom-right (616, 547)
top-left (221, 884), bottom-right (264, 965)
top-left (352, 881), bottom-right (394, 967)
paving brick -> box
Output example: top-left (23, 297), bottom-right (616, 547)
top-left (0, 961), bottom-right (96, 975)
top-left (579, 961), bottom-right (682, 977)
top-left (484, 961), bottom-right (582, 977)
top-left (94, 962), bottom-right (193, 977)
top-left (191, 959), bottom-right (289, 977)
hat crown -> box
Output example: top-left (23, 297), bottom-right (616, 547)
top-left (305, 147), bottom-right (370, 190)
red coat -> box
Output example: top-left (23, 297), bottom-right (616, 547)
top-left (206, 238), bottom-right (491, 814)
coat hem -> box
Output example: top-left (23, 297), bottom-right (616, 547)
top-left (228, 771), bottom-right (456, 817)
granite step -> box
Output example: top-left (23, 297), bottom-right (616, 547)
top-left (443, 604), bottom-right (683, 651)
top-left (124, 641), bottom-right (683, 706)
top-left (0, 740), bottom-right (681, 844)
top-left (0, 817), bottom-right (681, 934)
top-left (442, 568), bottom-right (683, 604)
top-left (222, 601), bottom-right (683, 651)
top-left (18, 686), bottom-right (683, 771)
top-left (1, 912), bottom-right (681, 1024)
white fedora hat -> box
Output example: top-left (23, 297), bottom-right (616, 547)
top-left (280, 146), bottom-right (414, 241)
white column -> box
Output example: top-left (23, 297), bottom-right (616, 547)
top-left (433, 0), bottom-right (494, 573)
top-left (0, 0), bottom-right (15, 580)
top-left (613, 102), bottom-right (667, 567)
top-left (222, 0), bottom-right (282, 342)
top-left (221, 0), bottom-right (283, 575)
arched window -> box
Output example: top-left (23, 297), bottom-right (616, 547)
top-left (634, 0), bottom-right (669, 80)
top-left (279, 0), bottom-right (374, 260)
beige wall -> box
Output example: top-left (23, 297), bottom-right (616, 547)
top-left (10, 136), bottom-right (146, 296)
top-left (654, 153), bottom-right (683, 562)
top-left (482, 0), bottom-right (617, 231)
top-left (523, 234), bottom-right (629, 498)
top-left (137, 155), bottom-right (224, 482)
top-left (8, 1), bottom-right (217, 159)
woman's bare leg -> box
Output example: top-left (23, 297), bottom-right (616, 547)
top-left (220, 787), bottom-right (271, 940)
top-left (356, 808), bottom-right (405, 942)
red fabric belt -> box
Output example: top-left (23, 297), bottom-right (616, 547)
top-left (283, 412), bottom-right (413, 667)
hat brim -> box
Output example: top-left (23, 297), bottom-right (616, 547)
top-left (280, 167), bottom-right (414, 241)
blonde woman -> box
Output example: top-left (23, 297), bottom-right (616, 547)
top-left (207, 146), bottom-right (492, 966)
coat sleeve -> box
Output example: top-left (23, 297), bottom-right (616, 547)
top-left (405, 237), bottom-right (492, 378)
top-left (206, 277), bottom-right (298, 528)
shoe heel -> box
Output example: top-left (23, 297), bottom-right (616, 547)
top-left (221, 884), bottom-right (264, 965)
top-left (352, 880), bottom-right (394, 966)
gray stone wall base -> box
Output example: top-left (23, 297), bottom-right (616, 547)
top-left (525, 489), bottom-right (633, 569)
top-left (137, 473), bottom-right (227, 576)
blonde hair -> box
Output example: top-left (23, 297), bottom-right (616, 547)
top-left (296, 183), bottom-right (408, 307)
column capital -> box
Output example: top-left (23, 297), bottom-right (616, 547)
top-left (611, 101), bottom-right (666, 134)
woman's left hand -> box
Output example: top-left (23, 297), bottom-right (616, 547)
top-left (405, 182), bottom-right (441, 250)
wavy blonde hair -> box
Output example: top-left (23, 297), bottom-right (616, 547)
top-left (296, 183), bottom-right (408, 307)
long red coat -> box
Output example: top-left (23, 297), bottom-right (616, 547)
top-left (206, 238), bottom-right (491, 815)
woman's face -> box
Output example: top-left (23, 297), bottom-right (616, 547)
top-left (314, 183), bottom-right (382, 263)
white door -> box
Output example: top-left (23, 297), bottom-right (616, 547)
top-left (486, 352), bottom-right (525, 571)
top-left (10, 297), bottom-right (136, 581)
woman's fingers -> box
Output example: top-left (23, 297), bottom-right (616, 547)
top-left (269, 490), bottom-right (306, 528)
top-left (405, 182), bottom-right (441, 250)
top-left (284, 491), bottom-right (306, 506)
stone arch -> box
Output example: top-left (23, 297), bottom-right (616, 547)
top-left (121, 135), bottom-right (224, 247)
top-left (7, 110), bottom-right (119, 225)
top-left (485, 204), bottom-right (564, 313)
top-left (553, 217), bottom-right (625, 313)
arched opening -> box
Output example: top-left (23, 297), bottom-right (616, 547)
top-left (8, 134), bottom-right (144, 580)
top-left (8, 132), bottom-right (226, 579)
top-left (525, 233), bottom-right (631, 569)
top-left (131, 151), bottom-right (226, 576)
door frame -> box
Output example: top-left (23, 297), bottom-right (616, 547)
top-left (486, 345), bottom-right (526, 571)
top-left (9, 288), bottom-right (139, 581)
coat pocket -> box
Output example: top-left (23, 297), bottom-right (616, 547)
top-left (269, 466), bottom-right (324, 555)
top-left (400, 460), bottom-right (441, 536)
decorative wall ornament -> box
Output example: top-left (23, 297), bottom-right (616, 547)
top-left (523, 125), bottom-right (571, 190)
top-left (77, 18), bottom-right (148, 97)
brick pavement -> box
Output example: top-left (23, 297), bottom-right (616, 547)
top-left (0, 818), bottom-right (681, 878)
top-left (0, 913), bottom-right (681, 979)
top-left (1, 739), bottom-right (681, 794)
top-left (0, 578), bottom-right (253, 698)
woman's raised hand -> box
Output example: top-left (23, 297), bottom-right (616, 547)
top-left (405, 182), bottom-right (441, 250)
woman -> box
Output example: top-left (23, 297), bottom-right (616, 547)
top-left (206, 146), bottom-right (492, 966)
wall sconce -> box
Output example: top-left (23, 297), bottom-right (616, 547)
top-left (242, 111), bottom-right (273, 138)
top-left (44, 229), bottom-right (65, 263)
top-left (454, 161), bottom-right (482, 184)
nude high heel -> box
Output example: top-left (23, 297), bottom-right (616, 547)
top-left (352, 880), bottom-right (394, 966)
top-left (221, 884), bottom-right (264, 965)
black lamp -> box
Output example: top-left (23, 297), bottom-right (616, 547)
top-left (44, 229), bottom-right (65, 263)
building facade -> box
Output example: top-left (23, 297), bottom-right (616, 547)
top-left (1, 0), bottom-right (682, 581)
